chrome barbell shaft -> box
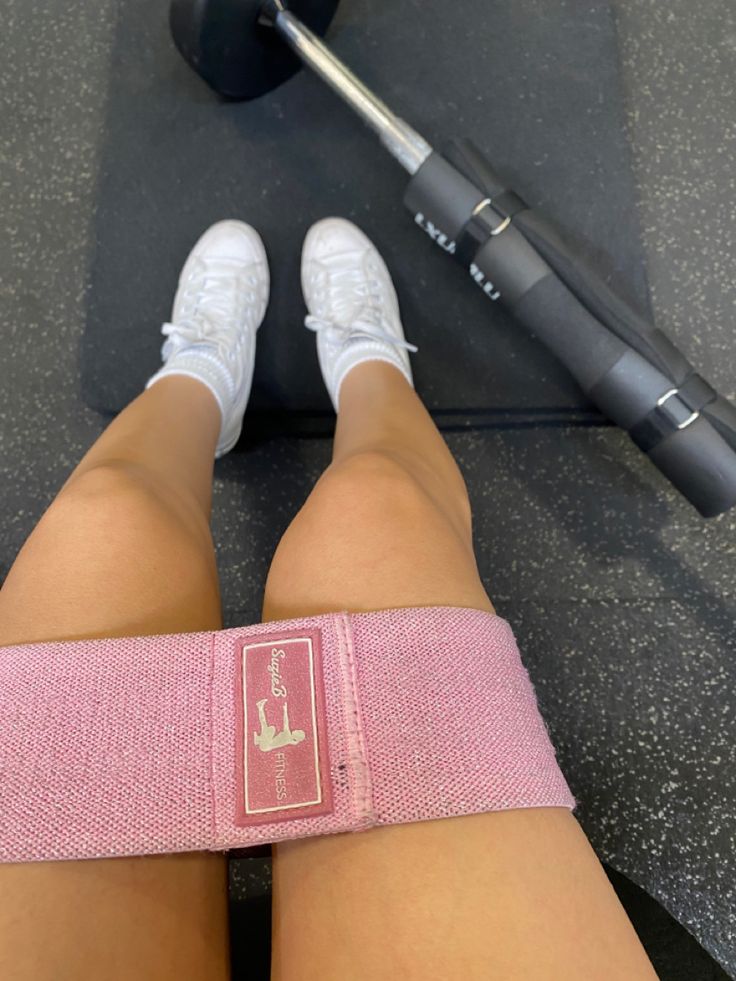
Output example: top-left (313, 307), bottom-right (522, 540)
top-left (274, 8), bottom-right (432, 174)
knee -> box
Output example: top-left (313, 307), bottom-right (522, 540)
top-left (318, 450), bottom-right (432, 519)
top-left (309, 450), bottom-right (472, 541)
top-left (60, 461), bottom-right (161, 517)
top-left (263, 449), bottom-right (486, 621)
top-left (3, 465), bottom-right (221, 642)
top-left (57, 461), bottom-right (209, 548)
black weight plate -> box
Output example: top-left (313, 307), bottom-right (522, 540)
top-left (170, 0), bottom-right (341, 99)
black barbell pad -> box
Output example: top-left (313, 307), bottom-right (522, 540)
top-left (648, 418), bottom-right (736, 518)
top-left (679, 373), bottom-right (717, 412)
top-left (629, 395), bottom-right (701, 453)
top-left (441, 140), bottom-right (686, 384)
top-left (170, 0), bottom-right (340, 99)
top-left (701, 392), bottom-right (736, 453)
top-left (404, 153), bottom-right (488, 242)
top-left (443, 140), bottom-right (528, 219)
top-left (589, 350), bottom-right (679, 430)
top-left (508, 274), bottom-right (628, 392)
top-left (470, 225), bottom-right (550, 306)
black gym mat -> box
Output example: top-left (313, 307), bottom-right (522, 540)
top-left (82, 0), bottom-right (651, 431)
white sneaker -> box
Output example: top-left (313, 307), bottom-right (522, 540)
top-left (301, 218), bottom-right (417, 411)
top-left (145, 220), bottom-right (269, 457)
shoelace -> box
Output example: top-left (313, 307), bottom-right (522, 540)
top-left (305, 315), bottom-right (418, 352)
top-left (162, 256), bottom-right (260, 364)
top-left (304, 263), bottom-right (418, 353)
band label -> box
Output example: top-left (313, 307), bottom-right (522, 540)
top-left (235, 631), bottom-right (332, 824)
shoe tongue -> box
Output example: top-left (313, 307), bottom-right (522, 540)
top-left (190, 256), bottom-right (251, 299)
top-left (202, 255), bottom-right (249, 272)
top-left (322, 248), bottom-right (363, 268)
top-left (317, 251), bottom-right (377, 325)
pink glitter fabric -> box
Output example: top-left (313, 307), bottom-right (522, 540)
top-left (0, 607), bottom-right (574, 863)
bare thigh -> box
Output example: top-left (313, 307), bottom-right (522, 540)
top-left (263, 449), bottom-right (656, 980)
top-left (0, 381), bottom-right (230, 981)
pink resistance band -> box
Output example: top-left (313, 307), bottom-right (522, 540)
top-left (0, 607), bottom-right (574, 863)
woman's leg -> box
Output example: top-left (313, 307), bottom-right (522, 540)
top-left (0, 219), bottom-right (268, 980)
top-left (0, 380), bottom-right (229, 981)
top-left (264, 361), bottom-right (656, 980)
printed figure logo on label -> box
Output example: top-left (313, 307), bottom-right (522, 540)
top-left (254, 698), bottom-right (306, 752)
